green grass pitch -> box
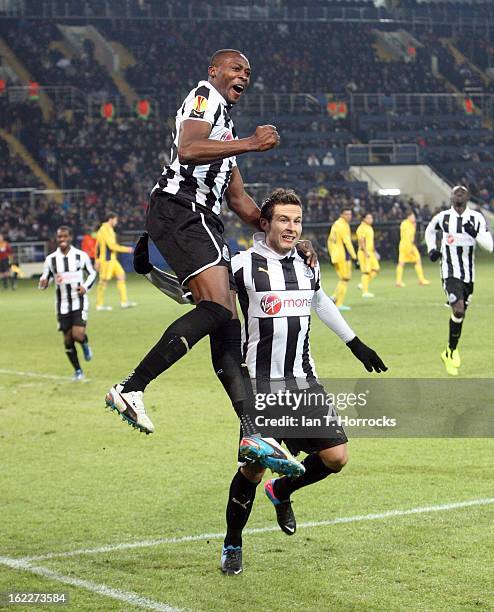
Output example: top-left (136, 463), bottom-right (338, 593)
top-left (1, 259), bottom-right (493, 611)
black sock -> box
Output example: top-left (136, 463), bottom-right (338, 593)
top-left (448, 317), bottom-right (463, 351)
top-left (122, 301), bottom-right (232, 392)
top-left (210, 319), bottom-right (257, 434)
top-left (64, 342), bottom-right (81, 371)
top-left (273, 453), bottom-right (335, 501)
top-left (224, 470), bottom-right (260, 548)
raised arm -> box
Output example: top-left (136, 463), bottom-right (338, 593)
top-left (178, 120), bottom-right (279, 165)
top-left (224, 166), bottom-right (261, 229)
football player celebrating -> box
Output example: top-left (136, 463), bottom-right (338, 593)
top-left (425, 185), bottom-right (493, 375)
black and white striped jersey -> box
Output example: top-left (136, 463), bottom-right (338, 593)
top-left (152, 80), bottom-right (237, 216)
top-left (425, 206), bottom-right (492, 283)
top-left (231, 233), bottom-right (355, 385)
top-left (41, 247), bottom-right (97, 316)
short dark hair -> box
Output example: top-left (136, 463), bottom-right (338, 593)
top-left (362, 211), bottom-right (372, 219)
top-left (106, 211), bottom-right (118, 221)
top-left (57, 225), bottom-right (72, 235)
top-left (210, 49), bottom-right (246, 66)
top-left (260, 188), bottom-right (302, 222)
top-left (340, 207), bottom-right (352, 215)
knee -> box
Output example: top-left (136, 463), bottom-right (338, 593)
top-left (241, 463), bottom-right (265, 484)
top-left (117, 275), bottom-right (126, 281)
top-left (72, 330), bottom-right (85, 343)
top-left (319, 445), bottom-right (348, 472)
top-left (198, 300), bottom-right (233, 326)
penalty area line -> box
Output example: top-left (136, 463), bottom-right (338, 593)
top-left (0, 556), bottom-right (183, 612)
top-left (24, 497), bottom-right (494, 562)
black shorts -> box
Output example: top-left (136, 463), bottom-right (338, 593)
top-left (238, 382), bottom-right (348, 462)
top-left (147, 192), bottom-right (235, 288)
top-left (443, 277), bottom-right (474, 307)
top-left (57, 309), bottom-right (87, 332)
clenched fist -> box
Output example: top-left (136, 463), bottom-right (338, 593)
top-left (250, 125), bottom-right (280, 152)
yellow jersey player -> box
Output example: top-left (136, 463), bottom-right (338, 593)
top-left (327, 207), bottom-right (357, 311)
top-left (95, 212), bottom-right (136, 311)
top-left (396, 211), bottom-right (430, 287)
top-left (356, 212), bottom-right (379, 298)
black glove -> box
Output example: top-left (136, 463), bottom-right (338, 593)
top-left (428, 249), bottom-right (441, 262)
top-left (133, 232), bottom-right (153, 274)
top-left (347, 336), bottom-right (388, 373)
top-left (353, 258), bottom-right (360, 270)
top-left (463, 220), bottom-right (478, 238)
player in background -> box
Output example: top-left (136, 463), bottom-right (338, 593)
top-left (9, 260), bottom-right (24, 290)
top-left (327, 207), bottom-right (357, 311)
top-left (106, 48), bottom-right (316, 466)
top-left (81, 224), bottom-right (98, 265)
top-left (425, 185), bottom-right (493, 375)
top-left (356, 212), bottom-right (379, 298)
top-left (0, 233), bottom-right (13, 290)
top-left (39, 226), bottom-right (97, 380)
top-left (95, 212), bottom-right (136, 311)
top-left (396, 211), bottom-right (430, 288)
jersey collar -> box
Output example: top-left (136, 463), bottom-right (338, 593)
top-left (198, 80), bottom-right (228, 108)
top-left (449, 205), bottom-right (470, 217)
top-left (252, 232), bottom-right (300, 261)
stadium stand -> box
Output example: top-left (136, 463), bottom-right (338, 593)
top-left (1, 0), bottom-right (494, 260)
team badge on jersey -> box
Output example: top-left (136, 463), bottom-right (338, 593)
top-left (447, 235), bottom-right (455, 244)
top-left (304, 266), bottom-right (314, 279)
top-left (260, 294), bottom-right (282, 316)
top-left (222, 244), bottom-right (230, 262)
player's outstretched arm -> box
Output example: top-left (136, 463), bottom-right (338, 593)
top-left (178, 120), bottom-right (279, 165)
top-left (312, 287), bottom-right (387, 373)
top-left (225, 167), bottom-right (262, 229)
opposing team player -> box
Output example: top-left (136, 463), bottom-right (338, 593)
top-left (327, 207), bottom-right (357, 311)
top-left (396, 210), bottom-right (430, 288)
top-left (356, 212), bottom-right (379, 298)
top-left (106, 48), bottom-right (314, 474)
top-left (425, 185), bottom-right (493, 375)
top-left (39, 226), bottom-right (97, 380)
top-left (95, 212), bottom-right (136, 311)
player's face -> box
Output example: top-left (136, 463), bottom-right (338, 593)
top-left (109, 216), bottom-right (118, 227)
top-left (341, 210), bottom-right (352, 223)
top-left (263, 204), bottom-right (303, 255)
top-left (364, 214), bottom-right (373, 225)
top-left (408, 213), bottom-right (416, 224)
top-left (209, 54), bottom-right (251, 105)
top-left (56, 230), bottom-right (72, 251)
top-left (451, 187), bottom-right (469, 210)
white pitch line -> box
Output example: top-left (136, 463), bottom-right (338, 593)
top-left (0, 556), bottom-right (183, 612)
top-left (0, 369), bottom-right (90, 383)
top-left (23, 497), bottom-right (494, 562)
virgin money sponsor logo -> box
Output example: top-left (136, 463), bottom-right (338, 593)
top-left (447, 235), bottom-right (455, 244)
top-left (260, 294), bottom-right (282, 315)
top-left (260, 293), bottom-right (313, 315)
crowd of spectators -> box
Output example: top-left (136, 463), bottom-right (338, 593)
top-left (2, 12), bottom-right (494, 248)
top-left (105, 20), bottom-right (449, 106)
top-left (0, 20), bottom-right (117, 99)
